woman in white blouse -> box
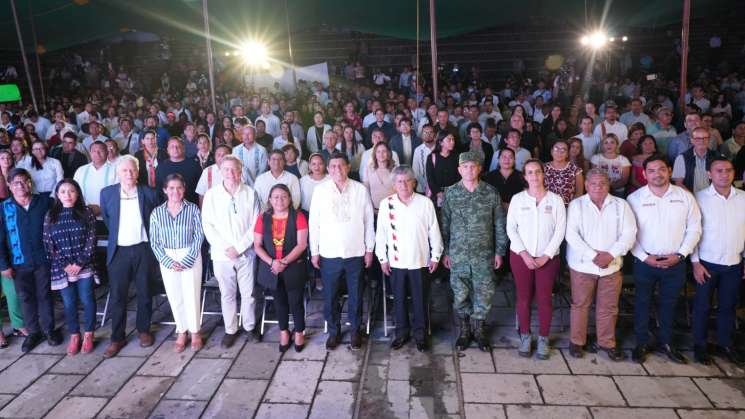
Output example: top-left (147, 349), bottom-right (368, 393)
top-left (506, 159), bottom-right (567, 360)
top-left (23, 140), bottom-right (63, 198)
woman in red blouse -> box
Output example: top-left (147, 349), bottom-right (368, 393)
top-left (253, 184), bottom-right (309, 353)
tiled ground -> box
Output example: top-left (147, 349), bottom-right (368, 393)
top-left (0, 278), bottom-right (743, 418)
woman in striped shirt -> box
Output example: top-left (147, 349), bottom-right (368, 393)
top-left (149, 173), bottom-right (205, 352)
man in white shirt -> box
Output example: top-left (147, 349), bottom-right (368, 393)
top-left (232, 125), bottom-right (268, 186)
top-left (24, 111), bottom-right (52, 140)
top-left (196, 145), bottom-right (248, 205)
top-left (691, 158), bottom-right (745, 366)
top-left (112, 117), bottom-right (140, 156)
top-left (412, 125), bottom-right (436, 194)
top-left (565, 169), bottom-right (637, 360)
top-left (81, 121), bottom-right (109, 155)
top-left (441, 151), bottom-right (508, 352)
top-left (254, 101), bottom-right (281, 138)
top-left (202, 156), bottom-right (262, 348)
top-left (593, 102), bottom-right (628, 142)
top-left (478, 101), bottom-right (502, 131)
top-left (672, 127), bottom-right (721, 193)
top-left (627, 156), bottom-right (702, 364)
top-left (309, 152), bottom-right (375, 351)
top-left (619, 98), bottom-right (652, 128)
top-left (648, 107), bottom-right (678, 155)
top-left (284, 110), bottom-right (305, 143)
top-left (76, 102), bottom-right (95, 129)
top-left (73, 141), bottom-right (118, 219)
top-left (576, 116), bottom-right (601, 161)
top-left (376, 167), bottom-right (442, 351)
top-left (253, 150), bottom-right (301, 210)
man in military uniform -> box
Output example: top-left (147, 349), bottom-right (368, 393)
top-left (441, 151), bottom-right (508, 351)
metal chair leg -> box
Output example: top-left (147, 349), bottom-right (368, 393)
top-left (99, 292), bottom-right (110, 327)
top-left (383, 275), bottom-right (389, 337)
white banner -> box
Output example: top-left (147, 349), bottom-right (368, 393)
top-left (250, 62), bottom-right (329, 93)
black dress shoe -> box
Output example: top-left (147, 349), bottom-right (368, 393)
top-left (21, 333), bottom-right (44, 353)
top-left (715, 345), bottom-right (745, 366)
top-left (632, 344), bottom-right (648, 363)
top-left (350, 332), bottom-right (363, 351)
top-left (325, 334), bottom-right (340, 350)
top-left (599, 346), bottom-right (626, 362)
top-left (46, 329), bottom-right (63, 346)
top-left (390, 336), bottom-right (409, 350)
top-left (656, 344), bottom-right (688, 364)
top-left (415, 339), bottom-right (428, 352)
top-left (245, 328), bottom-right (262, 343)
top-left (694, 345), bottom-right (713, 365)
top-left (569, 343), bottom-right (584, 358)
top-left (220, 332), bottom-right (238, 349)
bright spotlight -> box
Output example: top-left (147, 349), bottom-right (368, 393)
top-left (239, 41), bottom-right (269, 67)
top-left (622, 36), bottom-right (628, 42)
top-left (609, 37), bottom-right (616, 42)
top-left (580, 36), bottom-right (589, 46)
top-left (225, 51), bottom-right (231, 57)
top-left (589, 31), bottom-right (607, 49)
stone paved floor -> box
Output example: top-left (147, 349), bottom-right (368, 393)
top-left (0, 279), bottom-right (744, 418)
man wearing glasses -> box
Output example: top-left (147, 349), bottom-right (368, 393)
top-left (202, 155), bottom-right (262, 348)
top-left (672, 127), bottom-right (724, 193)
top-left (0, 169), bottom-right (62, 352)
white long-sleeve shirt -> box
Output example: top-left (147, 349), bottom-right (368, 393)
top-left (232, 143), bottom-right (268, 186)
top-left (565, 194), bottom-right (637, 275)
top-left (253, 170), bottom-right (301, 210)
top-left (73, 161), bottom-right (119, 207)
top-left (308, 179), bottom-right (375, 259)
top-left (411, 143), bottom-right (434, 194)
top-left (202, 183), bottom-right (261, 261)
top-left (692, 185), bottom-right (745, 266)
top-left (506, 190), bottom-right (566, 258)
top-left (18, 157), bottom-right (63, 194)
top-left (627, 184), bottom-right (702, 261)
top-left (375, 193), bottom-right (443, 269)
top-left (299, 175), bottom-right (329, 212)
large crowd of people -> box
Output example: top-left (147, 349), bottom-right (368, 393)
top-left (0, 52), bottom-right (742, 369)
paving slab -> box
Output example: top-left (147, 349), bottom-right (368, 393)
top-left (642, 352), bottom-right (724, 377)
top-left (309, 381), bottom-right (356, 419)
top-left (193, 326), bottom-right (245, 359)
top-left (149, 400), bottom-right (207, 419)
top-left (410, 396), bottom-right (435, 418)
top-left (505, 405), bottom-right (591, 419)
top-left (432, 381), bottom-right (459, 414)
top-left (0, 394), bottom-right (14, 410)
top-left (263, 360), bottom-right (324, 403)
top-left (0, 340), bottom-right (25, 371)
top-left (255, 403), bottom-right (309, 419)
top-left (116, 325), bottom-right (174, 357)
top-left (463, 403), bottom-right (506, 419)
top-left (561, 349), bottom-right (647, 375)
top-left (386, 379), bottom-right (412, 418)
top-left (166, 358), bottom-right (232, 400)
top-left (71, 356), bottom-right (146, 397)
top-left (227, 342), bottom-right (280, 379)
top-left (614, 376), bottom-right (712, 408)
top-left (714, 357), bottom-right (745, 378)
top-left (693, 377), bottom-right (745, 409)
top-left (458, 350), bottom-right (495, 373)
top-left (677, 410), bottom-right (745, 419)
top-left (202, 379), bottom-right (267, 418)
top-left (492, 349), bottom-right (570, 374)
top-left (0, 373), bottom-right (82, 418)
top-left (49, 352), bottom-right (104, 374)
top-left (461, 373), bottom-right (541, 404)
top-left (322, 347), bottom-right (364, 380)
top-left (538, 375), bottom-right (626, 406)
top-left (97, 376), bottom-right (174, 419)
top-left (0, 353), bottom-right (62, 393)
top-left (388, 345), bottom-right (436, 380)
top-left (43, 396), bottom-right (108, 419)
top-left (590, 407), bottom-right (680, 419)
top-left (137, 340), bottom-right (196, 376)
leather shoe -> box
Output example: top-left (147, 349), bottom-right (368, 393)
top-left (350, 332), bottom-right (363, 351)
top-left (391, 336), bottom-right (409, 350)
top-left (415, 339), bottom-right (428, 352)
top-left (656, 344), bottom-right (688, 364)
top-left (220, 332), bottom-right (238, 349)
top-left (694, 345), bottom-right (713, 365)
top-left (325, 334), bottom-right (340, 350)
top-left (632, 344), bottom-right (648, 363)
top-left (245, 328), bottom-right (262, 343)
top-left (21, 333), bottom-right (44, 353)
top-left (716, 345), bottom-right (745, 366)
top-left (569, 343), bottom-right (584, 358)
top-left (103, 341), bottom-right (127, 358)
top-left (138, 332), bottom-right (154, 348)
top-left (599, 346), bottom-right (626, 362)
top-left (46, 329), bottom-right (63, 346)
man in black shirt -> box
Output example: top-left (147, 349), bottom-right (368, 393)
top-left (155, 137), bottom-right (202, 204)
top-left (49, 131), bottom-right (88, 178)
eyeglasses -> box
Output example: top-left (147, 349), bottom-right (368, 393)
top-left (10, 180), bottom-right (30, 187)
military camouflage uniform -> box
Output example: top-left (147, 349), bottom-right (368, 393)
top-left (441, 180), bottom-right (508, 320)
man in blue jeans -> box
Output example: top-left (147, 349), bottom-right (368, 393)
top-left (691, 157), bottom-right (745, 365)
top-left (309, 152), bottom-right (375, 351)
top-left (627, 155), bottom-right (702, 364)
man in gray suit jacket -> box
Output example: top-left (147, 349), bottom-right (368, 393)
top-left (389, 118), bottom-right (422, 167)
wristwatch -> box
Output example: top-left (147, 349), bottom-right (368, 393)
top-left (675, 253), bottom-right (685, 260)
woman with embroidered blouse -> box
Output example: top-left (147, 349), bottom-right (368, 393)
top-left (42, 179), bottom-right (97, 356)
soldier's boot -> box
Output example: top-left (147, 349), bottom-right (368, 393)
top-left (471, 319), bottom-right (491, 352)
top-left (455, 316), bottom-right (472, 351)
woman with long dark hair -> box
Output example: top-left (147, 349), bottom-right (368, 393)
top-left (253, 184), bottom-right (308, 352)
top-left (42, 179), bottom-right (97, 355)
top-left (22, 140), bottom-right (63, 199)
top-left (426, 131), bottom-right (461, 208)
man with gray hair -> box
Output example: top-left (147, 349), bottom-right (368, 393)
top-left (232, 125), bottom-right (268, 186)
top-left (375, 166), bottom-right (443, 351)
top-left (565, 168), bottom-right (637, 360)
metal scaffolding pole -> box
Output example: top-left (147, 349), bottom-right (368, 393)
top-left (203, 0), bottom-right (217, 113)
top-left (28, 1), bottom-right (46, 110)
top-left (429, 0), bottom-right (438, 100)
top-left (284, 0), bottom-right (297, 91)
top-left (679, 0), bottom-right (691, 111)
top-left (10, 0), bottom-right (38, 112)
